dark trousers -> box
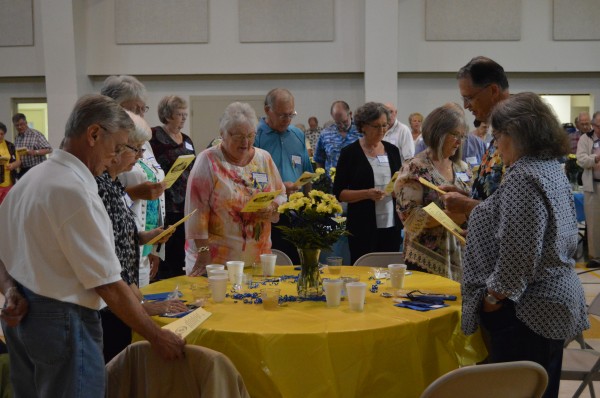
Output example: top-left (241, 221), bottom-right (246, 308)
top-left (480, 301), bottom-right (564, 398)
top-left (16, 166), bottom-right (31, 180)
top-left (348, 226), bottom-right (403, 265)
top-left (156, 212), bottom-right (186, 280)
top-left (271, 217), bottom-right (301, 265)
top-left (100, 307), bottom-right (131, 364)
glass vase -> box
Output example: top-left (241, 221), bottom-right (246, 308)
top-left (297, 247), bottom-right (322, 298)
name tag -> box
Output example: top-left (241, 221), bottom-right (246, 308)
top-left (252, 172), bottom-right (268, 183)
top-left (291, 155), bottom-right (302, 165)
top-left (594, 141), bottom-right (600, 149)
top-left (377, 155), bottom-right (389, 163)
top-left (185, 142), bottom-right (194, 151)
top-left (456, 172), bottom-right (470, 182)
top-left (465, 156), bottom-right (478, 166)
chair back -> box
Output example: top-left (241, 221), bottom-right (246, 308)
top-left (420, 361), bottom-right (548, 398)
top-left (353, 252), bottom-right (404, 267)
top-left (105, 341), bottom-right (250, 398)
top-left (271, 249), bottom-right (294, 265)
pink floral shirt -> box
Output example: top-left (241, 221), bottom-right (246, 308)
top-left (185, 145), bottom-right (286, 266)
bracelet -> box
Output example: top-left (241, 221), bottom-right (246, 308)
top-left (197, 246), bottom-right (210, 254)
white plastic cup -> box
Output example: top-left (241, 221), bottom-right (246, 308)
top-left (226, 261), bottom-right (245, 285)
top-left (346, 282), bottom-right (367, 311)
top-left (323, 279), bottom-right (343, 308)
top-left (205, 264), bottom-right (225, 274)
top-left (388, 264), bottom-right (407, 289)
top-left (207, 269), bottom-right (228, 278)
top-left (208, 275), bottom-right (228, 303)
top-left (260, 254), bottom-right (277, 276)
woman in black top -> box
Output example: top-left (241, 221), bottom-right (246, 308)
top-left (333, 102), bottom-right (402, 264)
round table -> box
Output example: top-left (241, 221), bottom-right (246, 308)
top-left (139, 266), bottom-right (486, 398)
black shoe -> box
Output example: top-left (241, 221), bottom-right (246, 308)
top-left (586, 259), bottom-right (600, 268)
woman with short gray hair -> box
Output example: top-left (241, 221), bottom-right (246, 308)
top-left (184, 102), bottom-right (285, 276)
top-left (462, 92), bottom-right (587, 398)
top-left (394, 103), bottom-right (472, 281)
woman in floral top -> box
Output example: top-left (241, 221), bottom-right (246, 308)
top-left (394, 103), bottom-right (472, 281)
top-left (185, 102), bottom-right (286, 276)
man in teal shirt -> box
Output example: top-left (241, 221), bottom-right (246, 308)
top-left (254, 88), bottom-right (313, 263)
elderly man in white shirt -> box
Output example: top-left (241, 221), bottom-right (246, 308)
top-left (0, 94), bottom-right (185, 398)
top-left (383, 102), bottom-right (415, 163)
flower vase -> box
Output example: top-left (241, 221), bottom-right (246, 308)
top-left (297, 248), bottom-right (322, 298)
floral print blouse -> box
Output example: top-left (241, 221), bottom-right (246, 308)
top-left (394, 150), bottom-right (472, 281)
top-left (471, 139), bottom-right (504, 200)
top-left (185, 145), bottom-right (286, 266)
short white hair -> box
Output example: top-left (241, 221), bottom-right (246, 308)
top-left (125, 110), bottom-right (151, 144)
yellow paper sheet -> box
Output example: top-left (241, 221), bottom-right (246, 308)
top-left (15, 147), bottom-right (28, 157)
top-left (163, 154), bottom-right (195, 189)
top-left (241, 190), bottom-right (281, 213)
top-left (162, 307), bottom-right (212, 339)
top-left (294, 171), bottom-right (317, 187)
top-left (423, 202), bottom-right (466, 245)
top-left (418, 177), bottom-right (447, 195)
top-left (146, 209), bottom-right (197, 246)
top-left (0, 157), bottom-right (8, 166)
top-left (385, 171), bottom-right (400, 194)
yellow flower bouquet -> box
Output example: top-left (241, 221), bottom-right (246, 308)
top-left (277, 190), bottom-right (348, 297)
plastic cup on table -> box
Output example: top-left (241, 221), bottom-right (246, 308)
top-left (388, 264), bottom-right (407, 289)
top-left (205, 264), bottom-right (225, 274)
top-left (260, 254), bottom-right (277, 276)
top-left (323, 279), bottom-right (343, 308)
top-left (326, 256), bottom-right (343, 276)
top-left (190, 283), bottom-right (210, 306)
top-left (346, 282), bottom-right (367, 312)
top-left (260, 287), bottom-right (281, 310)
top-left (340, 274), bottom-right (360, 298)
top-left (208, 275), bottom-right (228, 303)
top-left (207, 269), bottom-right (228, 278)
top-left (226, 261), bottom-right (245, 285)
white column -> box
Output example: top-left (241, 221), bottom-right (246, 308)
top-left (364, 0), bottom-right (399, 104)
top-left (39, 0), bottom-right (91, 149)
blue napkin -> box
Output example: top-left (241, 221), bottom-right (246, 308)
top-left (395, 301), bottom-right (449, 312)
top-left (143, 291), bottom-right (184, 301)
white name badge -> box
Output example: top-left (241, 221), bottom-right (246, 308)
top-left (465, 156), bottom-right (478, 166)
top-left (252, 172), bottom-right (268, 183)
top-left (456, 172), bottom-right (470, 182)
top-left (594, 141), bottom-right (600, 149)
top-left (185, 142), bottom-right (194, 151)
top-left (377, 155), bottom-right (389, 163)
top-left (291, 155), bottom-right (302, 165)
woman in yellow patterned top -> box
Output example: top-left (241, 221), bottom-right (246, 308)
top-left (185, 102), bottom-right (286, 276)
top-left (394, 103), bottom-right (472, 281)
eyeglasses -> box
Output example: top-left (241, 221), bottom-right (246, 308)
top-left (176, 112), bottom-right (188, 118)
top-left (461, 85), bottom-right (490, 105)
top-left (98, 125), bottom-right (128, 155)
top-left (229, 133), bottom-right (256, 142)
top-left (367, 123), bottom-right (389, 130)
top-left (448, 131), bottom-right (467, 141)
top-left (273, 111), bottom-right (297, 120)
top-left (124, 144), bottom-right (146, 155)
top-left (133, 105), bottom-right (150, 116)
top-left (491, 130), bottom-right (503, 142)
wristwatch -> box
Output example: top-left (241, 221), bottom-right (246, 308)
top-left (485, 293), bottom-right (500, 305)
top-left (197, 246), bottom-right (210, 254)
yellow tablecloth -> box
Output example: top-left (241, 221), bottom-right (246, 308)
top-left (138, 266), bottom-right (486, 398)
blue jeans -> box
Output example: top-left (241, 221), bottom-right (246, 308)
top-left (1, 287), bottom-right (105, 398)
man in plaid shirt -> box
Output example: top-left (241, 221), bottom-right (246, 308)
top-left (12, 113), bottom-right (52, 178)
